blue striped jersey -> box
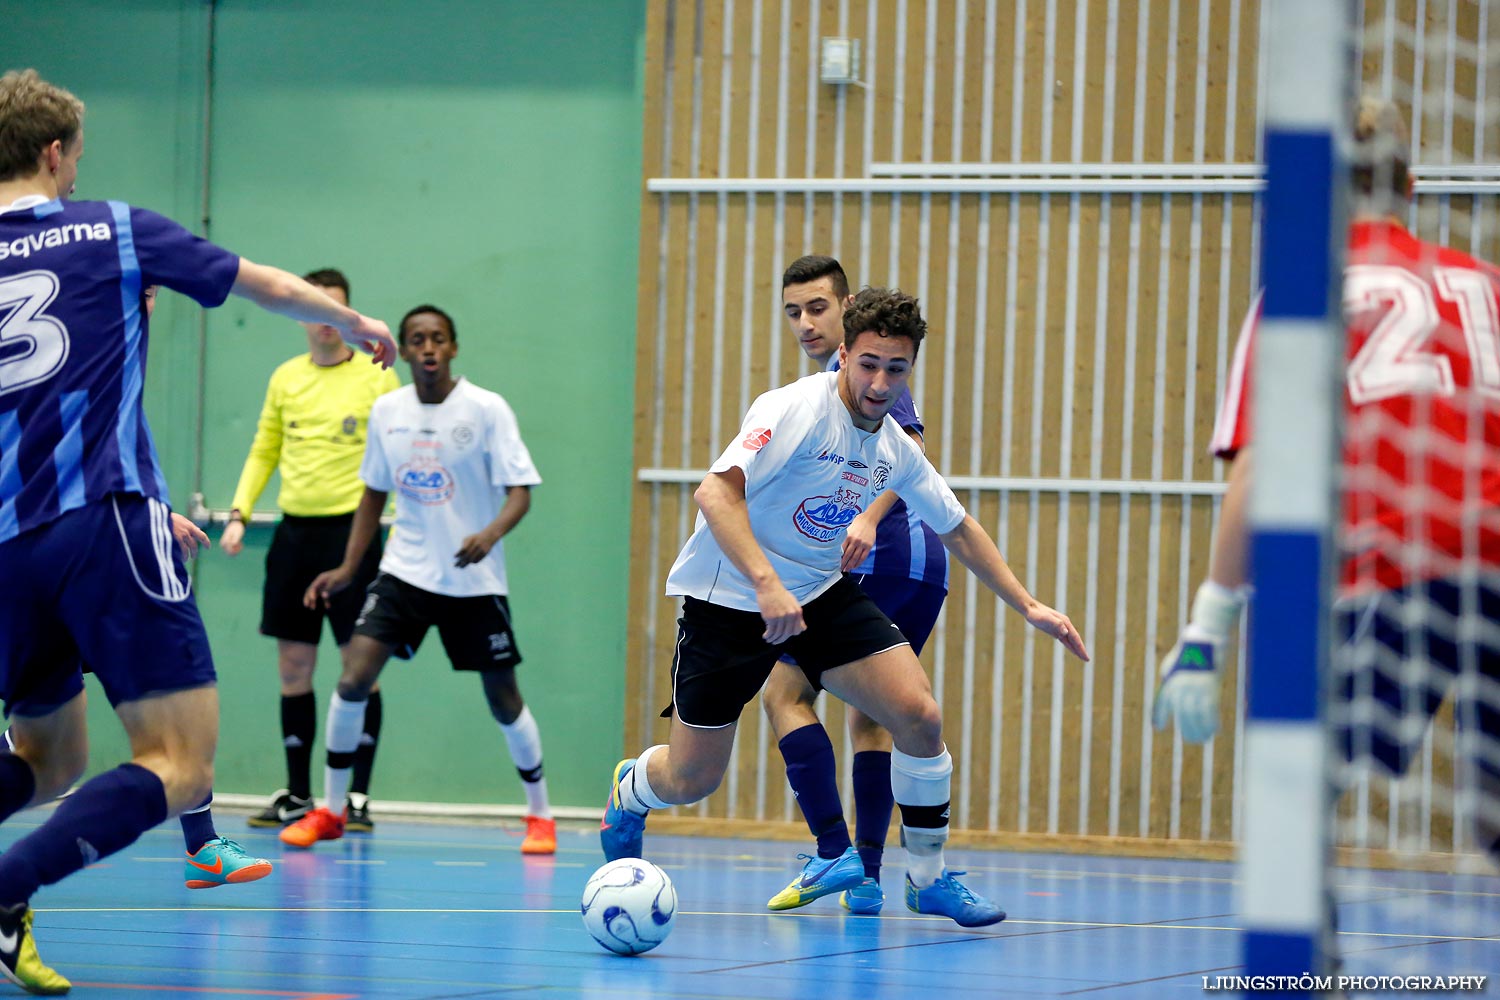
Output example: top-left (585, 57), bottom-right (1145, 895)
top-left (0, 197), bottom-right (239, 543)
top-left (828, 357), bottom-right (949, 588)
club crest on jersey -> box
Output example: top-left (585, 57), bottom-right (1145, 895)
top-left (742, 427), bottom-right (773, 451)
top-left (793, 486), bottom-right (863, 541)
top-left (873, 461), bottom-right (892, 492)
top-left (396, 459), bottom-right (454, 505)
top-left (342, 416), bottom-right (357, 435)
top-left (452, 423), bottom-right (475, 446)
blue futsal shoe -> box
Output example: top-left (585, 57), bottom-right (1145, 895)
top-left (767, 846), bottom-right (866, 910)
top-left (905, 871), bottom-right (1007, 927)
top-left (840, 876), bottom-right (886, 914)
top-left (600, 758), bottom-right (647, 861)
top-left (184, 837), bottom-right (273, 889)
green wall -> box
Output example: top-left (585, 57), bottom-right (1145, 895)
top-left (4, 1), bottom-right (644, 807)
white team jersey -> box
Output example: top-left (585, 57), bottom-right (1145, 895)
top-left (360, 379), bottom-right (541, 597)
top-left (666, 371), bottom-right (966, 612)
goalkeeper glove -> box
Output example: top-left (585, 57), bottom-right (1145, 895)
top-left (1152, 581), bottom-right (1246, 744)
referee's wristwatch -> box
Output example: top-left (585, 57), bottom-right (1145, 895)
top-left (228, 508), bottom-right (245, 524)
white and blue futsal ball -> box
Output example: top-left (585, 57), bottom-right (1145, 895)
top-left (580, 858), bottom-right (677, 955)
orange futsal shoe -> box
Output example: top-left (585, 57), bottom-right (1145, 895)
top-left (521, 815), bottom-right (557, 855)
top-left (279, 806), bottom-right (345, 848)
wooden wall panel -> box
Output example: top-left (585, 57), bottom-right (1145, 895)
top-left (624, 0), bottom-right (1499, 858)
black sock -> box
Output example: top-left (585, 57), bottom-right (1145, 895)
top-left (351, 690), bottom-right (382, 798)
top-left (281, 692), bottom-right (316, 800)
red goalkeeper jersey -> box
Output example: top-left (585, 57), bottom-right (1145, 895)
top-left (1211, 218), bottom-right (1500, 593)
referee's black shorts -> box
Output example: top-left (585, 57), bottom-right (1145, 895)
top-left (661, 575), bottom-right (910, 729)
top-left (260, 512), bottom-right (382, 647)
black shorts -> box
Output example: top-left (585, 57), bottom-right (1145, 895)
top-left (261, 513), bottom-right (382, 646)
top-left (1335, 576), bottom-right (1500, 782)
top-left (352, 572), bottom-right (522, 671)
top-left (664, 575), bottom-right (909, 729)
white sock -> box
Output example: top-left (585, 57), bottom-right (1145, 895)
top-left (892, 746), bottom-right (953, 887)
top-left (500, 706), bottom-right (550, 819)
top-left (324, 693), bottom-right (366, 811)
top-left (621, 744), bottom-right (672, 813)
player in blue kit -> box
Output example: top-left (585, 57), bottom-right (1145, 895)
top-left (0, 69), bottom-right (396, 994)
top-left (763, 256), bottom-right (950, 914)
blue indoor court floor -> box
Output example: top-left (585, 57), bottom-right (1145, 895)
top-left (1, 813), bottom-right (1494, 999)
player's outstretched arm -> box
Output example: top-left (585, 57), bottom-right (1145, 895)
top-left (695, 468), bottom-right (805, 643)
top-left (1152, 450), bottom-right (1252, 743)
top-left (940, 514), bottom-right (1090, 661)
top-left (305, 487), bottom-right (389, 608)
top-left (231, 260), bottom-right (396, 367)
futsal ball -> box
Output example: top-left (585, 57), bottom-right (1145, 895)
top-left (580, 858), bottom-right (677, 956)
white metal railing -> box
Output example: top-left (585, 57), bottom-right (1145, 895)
top-left (647, 163), bottom-right (1500, 195)
top-left (636, 468), bottom-right (1229, 497)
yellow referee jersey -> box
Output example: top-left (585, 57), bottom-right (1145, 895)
top-left (230, 353), bottom-right (401, 517)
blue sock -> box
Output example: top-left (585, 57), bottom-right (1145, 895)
top-left (851, 750), bottom-right (894, 879)
top-left (778, 724), bottom-right (850, 859)
top-left (0, 762), bottom-right (167, 904)
top-left (0, 753), bottom-right (37, 824)
top-left (180, 793), bottom-right (217, 854)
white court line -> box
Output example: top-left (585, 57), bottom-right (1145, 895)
top-left (33, 905), bottom-right (1499, 943)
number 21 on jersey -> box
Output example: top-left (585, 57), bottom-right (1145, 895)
top-left (1345, 263), bottom-right (1500, 404)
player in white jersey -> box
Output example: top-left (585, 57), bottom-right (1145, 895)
top-left (763, 255), bottom-right (951, 914)
top-left (283, 304), bottom-right (558, 854)
top-left (602, 288), bottom-right (1090, 928)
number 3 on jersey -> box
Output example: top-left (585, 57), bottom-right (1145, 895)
top-left (0, 271), bottom-right (69, 397)
top-left (1345, 263), bottom-right (1500, 403)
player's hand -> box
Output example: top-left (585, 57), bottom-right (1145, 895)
top-left (454, 530), bottom-right (498, 568)
top-left (305, 566), bottom-right (354, 609)
top-left (755, 580), bottom-right (806, 645)
top-left (1152, 625), bottom-right (1222, 743)
top-left (840, 510), bottom-right (879, 572)
top-left (219, 518), bottom-right (245, 557)
top-left (1025, 602), bottom-right (1090, 661)
top-left (170, 513), bottom-right (210, 560)
top-left (343, 314), bottom-right (398, 369)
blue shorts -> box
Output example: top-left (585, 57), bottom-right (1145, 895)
top-left (851, 573), bottom-right (947, 655)
top-left (1335, 576), bottom-right (1500, 781)
top-left (0, 493), bottom-right (216, 717)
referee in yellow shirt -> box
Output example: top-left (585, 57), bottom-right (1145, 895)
top-left (220, 269), bottom-right (400, 833)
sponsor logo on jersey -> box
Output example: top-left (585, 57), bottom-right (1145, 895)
top-left (817, 451), bottom-right (846, 465)
top-left (841, 470), bottom-right (868, 487)
top-left (873, 461), bottom-right (892, 492)
top-left (793, 486), bottom-right (863, 541)
top-left (396, 459), bottom-right (455, 505)
top-left (742, 427), bottom-right (773, 451)
top-left (0, 221), bottom-right (112, 261)
top-left (452, 423), bottom-right (475, 446)
top-left (848, 460), bottom-right (867, 469)
top-left (386, 425), bottom-right (411, 435)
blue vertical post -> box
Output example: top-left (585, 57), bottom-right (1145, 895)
top-left (1243, 0), bottom-right (1349, 989)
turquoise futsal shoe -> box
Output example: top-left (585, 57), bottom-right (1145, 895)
top-left (599, 758), bottom-right (647, 861)
top-left (905, 871), bottom-right (1006, 927)
top-left (766, 846), bottom-right (865, 910)
top-left (840, 876), bottom-right (885, 914)
top-left (184, 837), bottom-right (273, 889)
